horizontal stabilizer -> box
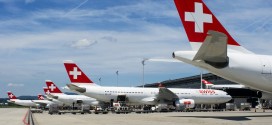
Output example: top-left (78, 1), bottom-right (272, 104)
top-left (67, 84), bottom-right (86, 93)
top-left (193, 30), bottom-right (228, 68)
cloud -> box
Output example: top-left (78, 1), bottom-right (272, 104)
top-left (101, 36), bottom-right (117, 43)
top-left (71, 39), bottom-right (97, 49)
top-left (7, 83), bottom-right (24, 87)
top-left (0, 0), bottom-right (271, 97)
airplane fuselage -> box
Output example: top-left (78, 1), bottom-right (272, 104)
top-left (173, 51), bottom-right (272, 94)
top-left (50, 93), bottom-right (99, 105)
top-left (74, 85), bottom-right (231, 105)
top-left (9, 99), bottom-right (37, 107)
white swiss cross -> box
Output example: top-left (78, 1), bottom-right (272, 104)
top-left (9, 93), bottom-right (14, 98)
top-left (46, 90), bottom-right (50, 95)
top-left (39, 96), bottom-right (44, 100)
top-left (185, 2), bottom-right (212, 33)
top-left (69, 67), bottom-right (82, 79)
top-left (49, 84), bottom-right (56, 92)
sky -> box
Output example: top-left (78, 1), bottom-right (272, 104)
top-left (0, 0), bottom-right (272, 98)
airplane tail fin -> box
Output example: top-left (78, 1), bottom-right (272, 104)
top-left (37, 94), bottom-right (45, 100)
top-left (45, 80), bottom-right (63, 94)
top-left (43, 87), bottom-right (50, 95)
top-left (174, 0), bottom-right (252, 53)
top-left (7, 91), bottom-right (17, 99)
top-left (202, 79), bottom-right (214, 89)
top-left (202, 79), bottom-right (213, 85)
top-left (63, 60), bottom-right (95, 84)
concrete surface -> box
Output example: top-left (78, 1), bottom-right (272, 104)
top-left (33, 109), bottom-right (272, 125)
top-left (0, 108), bottom-right (28, 125)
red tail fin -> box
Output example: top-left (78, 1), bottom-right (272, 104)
top-left (174, 0), bottom-right (239, 47)
top-left (37, 94), bottom-right (45, 100)
top-left (202, 79), bottom-right (213, 85)
top-left (43, 87), bottom-right (50, 95)
top-left (7, 91), bottom-right (17, 99)
top-left (63, 60), bottom-right (93, 84)
top-left (45, 80), bottom-right (63, 94)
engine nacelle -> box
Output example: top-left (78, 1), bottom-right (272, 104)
top-left (256, 91), bottom-right (262, 98)
top-left (174, 99), bottom-right (195, 110)
top-left (76, 100), bottom-right (83, 104)
top-left (90, 101), bottom-right (100, 106)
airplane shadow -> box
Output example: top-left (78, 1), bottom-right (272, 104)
top-left (169, 115), bottom-right (272, 121)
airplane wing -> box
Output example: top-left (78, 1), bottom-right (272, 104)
top-left (140, 88), bottom-right (178, 104)
top-left (156, 88), bottom-right (179, 102)
top-left (193, 30), bottom-right (228, 68)
top-left (32, 100), bottom-right (51, 106)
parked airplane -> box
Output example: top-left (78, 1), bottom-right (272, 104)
top-left (31, 94), bottom-right (55, 107)
top-left (202, 79), bottom-right (247, 89)
top-left (172, 0), bottom-right (272, 94)
top-left (42, 87), bottom-right (64, 106)
top-left (202, 79), bottom-right (272, 99)
top-left (63, 60), bottom-right (231, 109)
top-left (45, 80), bottom-right (99, 106)
top-left (7, 91), bottom-right (37, 107)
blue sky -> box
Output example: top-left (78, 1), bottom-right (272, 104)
top-left (0, 0), bottom-right (272, 98)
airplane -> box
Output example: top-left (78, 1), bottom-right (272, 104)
top-left (63, 60), bottom-right (232, 109)
top-left (31, 94), bottom-right (55, 107)
top-left (45, 80), bottom-right (100, 106)
top-left (7, 91), bottom-right (37, 107)
top-left (172, 0), bottom-right (272, 95)
top-left (202, 79), bottom-right (272, 100)
top-left (42, 87), bottom-right (64, 106)
top-left (202, 79), bottom-right (247, 89)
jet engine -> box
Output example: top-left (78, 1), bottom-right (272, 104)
top-left (174, 99), bottom-right (195, 110)
top-left (76, 100), bottom-right (83, 104)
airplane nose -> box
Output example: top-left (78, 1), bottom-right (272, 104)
top-left (225, 95), bottom-right (232, 102)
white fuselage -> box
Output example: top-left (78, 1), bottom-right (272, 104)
top-left (8, 99), bottom-right (37, 107)
top-left (208, 84), bottom-right (272, 99)
top-left (72, 85), bottom-right (231, 105)
top-left (173, 51), bottom-right (272, 94)
top-left (45, 96), bottom-right (65, 106)
top-left (31, 99), bottom-right (60, 106)
top-left (49, 93), bottom-right (99, 106)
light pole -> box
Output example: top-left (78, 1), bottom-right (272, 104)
top-left (116, 71), bottom-right (119, 87)
top-left (99, 77), bottom-right (101, 85)
top-left (142, 58), bottom-right (147, 88)
top-left (200, 69), bottom-right (204, 89)
top-left (200, 71), bottom-right (203, 89)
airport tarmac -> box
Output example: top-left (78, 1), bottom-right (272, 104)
top-left (0, 108), bottom-right (27, 125)
top-left (2, 108), bottom-right (272, 125)
top-left (32, 109), bottom-right (272, 125)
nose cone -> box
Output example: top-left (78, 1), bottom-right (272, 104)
top-left (225, 95), bottom-right (232, 102)
top-left (221, 93), bottom-right (232, 103)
